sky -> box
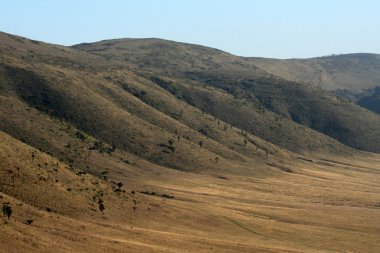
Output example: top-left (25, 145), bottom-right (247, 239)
top-left (1, 0), bottom-right (379, 58)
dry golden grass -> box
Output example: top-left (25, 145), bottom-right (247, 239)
top-left (1, 130), bottom-right (380, 252)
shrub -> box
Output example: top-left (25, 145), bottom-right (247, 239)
top-left (161, 194), bottom-right (174, 199)
top-left (98, 199), bottom-right (105, 214)
top-left (2, 203), bottom-right (12, 219)
top-left (76, 130), bottom-right (88, 141)
top-left (198, 128), bottom-right (208, 136)
top-left (91, 141), bottom-right (115, 154)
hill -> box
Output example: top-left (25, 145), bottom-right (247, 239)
top-left (250, 53), bottom-right (380, 92)
top-left (74, 38), bottom-right (380, 153)
top-left (1, 32), bottom-right (380, 252)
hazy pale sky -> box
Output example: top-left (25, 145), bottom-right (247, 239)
top-left (1, 0), bottom-right (379, 58)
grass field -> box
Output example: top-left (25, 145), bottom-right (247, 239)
top-left (1, 130), bottom-right (379, 252)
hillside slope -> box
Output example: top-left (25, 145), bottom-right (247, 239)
top-left (250, 53), bottom-right (380, 92)
top-left (0, 32), bottom-right (273, 173)
top-left (74, 38), bottom-right (380, 153)
top-left (250, 54), bottom-right (380, 115)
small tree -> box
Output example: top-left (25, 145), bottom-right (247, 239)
top-left (199, 140), bottom-right (203, 149)
top-left (2, 203), bottom-right (12, 220)
top-left (117, 182), bottom-right (123, 189)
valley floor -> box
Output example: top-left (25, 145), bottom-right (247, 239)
top-left (1, 153), bottom-right (380, 253)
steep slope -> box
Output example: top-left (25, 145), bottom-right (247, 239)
top-left (358, 87), bottom-right (380, 114)
top-left (250, 54), bottom-right (380, 115)
top-left (74, 38), bottom-right (380, 153)
top-left (0, 131), bottom-right (137, 218)
top-left (180, 70), bottom-right (380, 152)
top-left (335, 87), bottom-right (380, 115)
top-left (0, 32), bottom-right (279, 174)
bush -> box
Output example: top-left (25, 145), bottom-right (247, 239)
top-left (198, 128), bottom-right (208, 136)
top-left (76, 130), bottom-right (88, 141)
top-left (2, 203), bottom-right (12, 219)
top-left (91, 141), bottom-right (115, 154)
top-left (98, 199), bottom-right (105, 214)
